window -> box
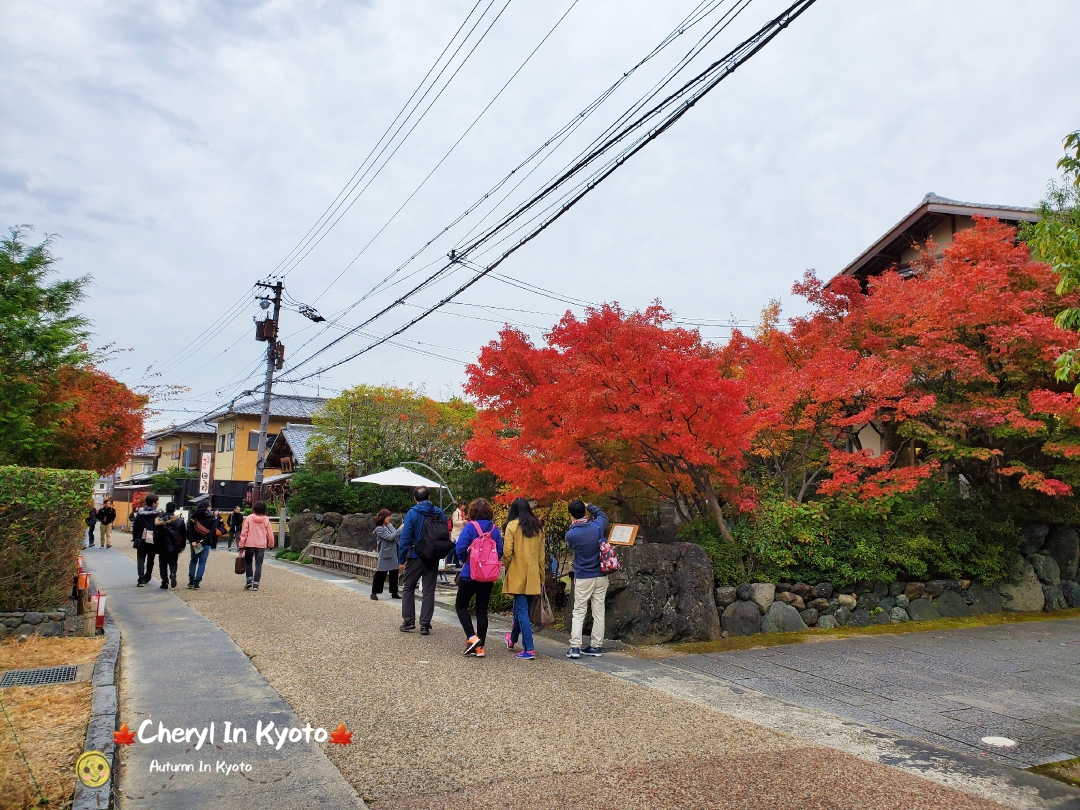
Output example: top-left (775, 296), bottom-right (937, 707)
top-left (227, 432), bottom-right (235, 452)
top-left (248, 432), bottom-right (277, 451)
top-left (218, 435), bottom-right (226, 453)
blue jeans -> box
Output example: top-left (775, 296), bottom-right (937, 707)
top-left (188, 544), bottom-right (210, 585)
top-left (511, 594), bottom-right (534, 652)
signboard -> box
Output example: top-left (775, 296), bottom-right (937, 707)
top-left (607, 524), bottom-right (639, 546)
top-left (199, 452), bottom-right (212, 494)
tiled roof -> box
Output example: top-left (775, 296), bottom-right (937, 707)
top-left (132, 441), bottom-right (156, 457)
top-left (146, 416), bottom-right (217, 440)
top-left (204, 394), bottom-right (327, 422)
top-left (278, 423), bottom-right (316, 466)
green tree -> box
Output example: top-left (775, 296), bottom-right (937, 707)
top-left (150, 466), bottom-right (198, 496)
top-left (0, 227), bottom-right (91, 463)
top-left (1022, 131), bottom-right (1080, 388)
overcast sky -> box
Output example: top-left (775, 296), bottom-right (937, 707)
top-left (3, 0), bottom-right (1078, 428)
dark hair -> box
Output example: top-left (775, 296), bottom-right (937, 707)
top-left (505, 498), bottom-right (541, 537)
top-left (376, 509), bottom-right (392, 526)
top-left (145, 493), bottom-right (159, 506)
top-left (568, 499), bottom-right (586, 519)
top-left (233, 505), bottom-right (242, 511)
top-left (165, 502), bottom-right (177, 514)
top-left (253, 501), bottom-right (268, 515)
top-left (413, 486), bottom-right (430, 502)
top-left (467, 498), bottom-right (493, 522)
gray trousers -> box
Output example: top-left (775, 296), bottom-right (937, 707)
top-left (400, 557), bottom-right (438, 628)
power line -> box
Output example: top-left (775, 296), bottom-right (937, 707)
top-left (271, 0), bottom-right (817, 385)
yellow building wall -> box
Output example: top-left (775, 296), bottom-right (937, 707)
top-left (212, 415), bottom-right (290, 482)
top-left (153, 434), bottom-right (214, 472)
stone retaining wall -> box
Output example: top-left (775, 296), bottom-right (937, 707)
top-left (0, 607), bottom-right (72, 638)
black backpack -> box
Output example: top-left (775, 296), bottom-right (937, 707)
top-left (415, 511), bottom-right (452, 560)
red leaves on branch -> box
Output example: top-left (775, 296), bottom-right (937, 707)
top-left (43, 366), bottom-right (148, 474)
top-left (465, 218), bottom-right (1080, 513)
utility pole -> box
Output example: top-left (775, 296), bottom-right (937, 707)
top-left (253, 280), bottom-right (284, 504)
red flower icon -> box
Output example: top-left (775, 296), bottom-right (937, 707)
top-left (328, 723), bottom-right (352, 745)
top-left (113, 723), bottom-right (136, 745)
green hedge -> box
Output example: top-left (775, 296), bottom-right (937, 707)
top-left (0, 466), bottom-right (94, 610)
top-left (682, 482), bottom-right (1020, 588)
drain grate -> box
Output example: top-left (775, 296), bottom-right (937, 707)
top-left (1, 665), bottom-right (78, 687)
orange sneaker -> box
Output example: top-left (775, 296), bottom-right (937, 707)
top-left (464, 635), bottom-right (481, 656)
top-left (474, 646), bottom-right (485, 658)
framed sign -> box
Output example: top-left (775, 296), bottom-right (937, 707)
top-left (199, 452), bottom-right (212, 494)
top-left (280, 457), bottom-right (294, 473)
top-left (607, 524), bottom-right (639, 546)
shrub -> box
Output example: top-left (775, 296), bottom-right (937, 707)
top-left (288, 468), bottom-right (414, 515)
top-left (150, 467), bottom-right (197, 496)
top-left (0, 465), bottom-right (94, 610)
top-left (682, 481), bottom-right (1018, 587)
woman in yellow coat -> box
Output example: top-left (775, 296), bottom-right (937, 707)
top-left (501, 498), bottom-right (546, 660)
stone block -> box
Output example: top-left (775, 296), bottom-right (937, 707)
top-left (924, 580), bottom-right (958, 597)
top-left (871, 608), bottom-right (892, 625)
top-left (91, 686), bottom-right (117, 718)
top-left (748, 583), bottom-right (775, 613)
top-left (903, 582), bottom-right (925, 600)
top-left (791, 582), bottom-right (816, 599)
top-left (856, 592), bottom-right (879, 611)
top-left (872, 582), bottom-right (889, 597)
top-left (820, 598), bottom-right (840, 615)
top-left (1019, 523), bottom-right (1049, 556)
top-left (336, 513), bottom-right (378, 550)
top-left (22, 612), bottom-right (42, 625)
top-left (776, 592), bottom-right (805, 610)
top-left (999, 564), bottom-right (1046, 612)
top-left (721, 600), bottom-right (761, 637)
top-left (878, 596), bottom-right (896, 611)
top-left (813, 583), bottom-right (834, 599)
top-left (967, 583), bottom-right (1003, 614)
top-left (605, 543), bottom-right (721, 644)
top-left (833, 606), bottom-right (852, 625)
top-left (38, 621), bottom-right (61, 637)
top-left (1043, 585), bottom-right (1068, 612)
top-left (806, 597), bottom-right (829, 612)
top-left (1062, 580), bottom-right (1080, 608)
top-left (895, 594), bottom-right (909, 608)
top-left (1044, 526), bottom-right (1079, 582)
top-left (933, 590), bottom-right (972, 618)
top-left (799, 608), bottom-right (819, 626)
top-left (816, 614), bottom-right (839, 630)
top-left (847, 608), bottom-right (872, 627)
top-left (906, 599), bottom-right (941, 622)
top-left (714, 586), bottom-right (737, 607)
top-left (890, 607), bottom-right (909, 623)
top-left (760, 601), bottom-right (808, 634)
top-left (1028, 553), bottom-right (1062, 586)
top-left (836, 593), bottom-right (857, 609)
top-left (888, 581), bottom-right (907, 597)
top-left (736, 583), bottom-right (753, 602)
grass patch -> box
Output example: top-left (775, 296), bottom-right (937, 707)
top-left (0, 635), bottom-right (103, 671)
top-left (1030, 756), bottom-right (1080, 788)
top-left (627, 607), bottom-right (1080, 658)
top-left (0, 682), bottom-right (94, 810)
top-left (274, 550), bottom-right (310, 564)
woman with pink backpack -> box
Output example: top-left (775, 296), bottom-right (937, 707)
top-left (454, 499), bottom-right (503, 658)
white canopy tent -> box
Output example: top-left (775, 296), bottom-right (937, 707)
top-left (351, 467), bottom-right (443, 489)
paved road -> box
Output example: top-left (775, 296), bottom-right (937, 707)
top-left (662, 619), bottom-right (1080, 768)
top-left (81, 544), bottom-right (364, 809)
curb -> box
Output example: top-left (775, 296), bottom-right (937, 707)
top-left (72, 613), bottom-right (120, 810)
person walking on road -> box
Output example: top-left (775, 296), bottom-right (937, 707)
top-left (565, 500), bottom-right (610, 659)
top-left (85, 506), bottom-right (97, 549)
top-left (97, 499), bottom-right (116, 548)
top-left (454, 498), bottom-right (503, 658)
top-left (397, 486), bottom-right (449, 635)
top-left (501, 498), bottom-right (545, 660)
top-left (187, 501), bottom-right (216, 589)
top-left (227, 506), bottom-right (243, 551)
top-left (156, 502), bottom-right (185, 589)
top-left (371, 509), bottom-right (402, 600)
top-left (132, 494), bottom-right (163, 586)
top-left (446, 503), bottom-right (465, 566)
top-left (239, 500), bottom-right (275, 591)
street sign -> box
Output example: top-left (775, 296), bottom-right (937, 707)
top-left (199, 452), bottom-right (212, 494)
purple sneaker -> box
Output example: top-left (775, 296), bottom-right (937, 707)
top-left (515, 650), bottom-right (535, 660)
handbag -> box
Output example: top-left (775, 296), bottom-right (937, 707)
top-left (599, 539), bottom-right (621, 574)
top-left (529, 588), bottom-right (554, 629)
top-left (234, 553), bottom-right (246, 575)
top-left (192, 520), bottom-right (210, 537)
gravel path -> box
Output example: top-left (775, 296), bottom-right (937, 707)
top-left (115, 543), bottom-right (1009, 809)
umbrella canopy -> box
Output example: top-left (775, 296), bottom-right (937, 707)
top-left (351, 466), bottom-right (444, 489)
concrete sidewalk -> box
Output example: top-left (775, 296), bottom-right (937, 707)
top-left (82, 545), bottom-right (364, 809)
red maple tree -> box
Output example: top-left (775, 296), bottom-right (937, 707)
top-left (38, 366), bottom-right (147, 474)
top-left (465, 304), bottom-right (752, 539)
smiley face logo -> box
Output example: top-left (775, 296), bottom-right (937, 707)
top-left (76, 750), bottom-right (111, 788)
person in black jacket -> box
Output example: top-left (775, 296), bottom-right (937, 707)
top-left (131, 494), bottom-right (163, 586)
top-left (227, 506), bottom-right (243, 551)
top-left (97, 500), bottom-right (116, 548)
top-left (85, 507), bottom-right (97, 549)
top-left (155, 502), bottom-right (186, 589)
top-left (187, 502), bottom-right (216, 589)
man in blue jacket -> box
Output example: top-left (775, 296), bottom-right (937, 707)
top-left (564, 500), bottom-right (610, 659)
top-left (397, 486), bottom-right (448, 635)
